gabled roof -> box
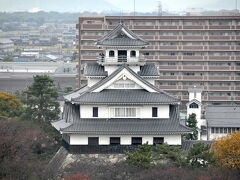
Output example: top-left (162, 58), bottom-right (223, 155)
top-left (96, 23), bottom-right (149, 47)
top-left (62, 105), bottom-right (192, 134)
top-left (186, 99), bottom-right (202, 106)
top-left (206, 105), bottom-right (240, 127)
top-left (84, 62), bottom-right (159, 77)
top-left (71, 64), bottom-right (179, 104)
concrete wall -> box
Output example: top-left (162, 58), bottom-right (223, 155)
top-left (80, 104), bottom-right (169, 119)
top-left (69, 134), bottom-right (182, 145)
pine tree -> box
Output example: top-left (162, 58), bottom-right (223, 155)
top-left (185, 113), bottom-right (198, 140)
top-left (23, 75), bottom-right (60, 123)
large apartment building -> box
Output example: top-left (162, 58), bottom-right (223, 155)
top-left (76, 16), bottom-right (240, 107)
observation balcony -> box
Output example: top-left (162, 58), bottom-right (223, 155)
top-left (97, 55), bottom-right (146, 65)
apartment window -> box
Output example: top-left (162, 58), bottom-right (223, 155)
top-left (110, 137), bottom-right (120, 145)
top-left (143, 52), bottom-right (149, 56)
top-left (88, 137), bottom-right (99, 145)
top-left (130, 50), bottom-right (136, 57)
top-left (152, 107), bottom-right (158, 117)
top-left (109, 50), bottom-right (115, 57)
top-left (153, 137), bottom-right (164, 145)
top-left (110, 107), bottom-right (139, 118)
top-left (93, 107), bottom-right (98, 117)
top-left (189, 103), bottom-right (198, 109)
top-left (132, 137), bottom-right (142, 145)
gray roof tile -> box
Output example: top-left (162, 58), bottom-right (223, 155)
top-left (72, 89), bottom-right (179, 104)
top-left (84, 63), bottom-right (107, 77)
top-left (96, 23), bottom-right (149, 47)
top-left (206, 105), bottom-right (240, 127)
top-left (138, 63), bottom-right (159, 76)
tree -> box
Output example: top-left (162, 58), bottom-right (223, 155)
top-left (23, 75), bottom-right (60, 123)
top-left (212, 131), bottom-right (240, 169)
top-left (187, 142), bottom-right (215, 168)
top-left (125, 143), bottom-right (153, 168)
top-left (0, 92), bottom-right (23, 118)
top-left (154, 143), bottom-right (187, 167)
top-left (2, 56), bottom-right (14, 62)
top-left (185, 113), bottom-right (198, 140)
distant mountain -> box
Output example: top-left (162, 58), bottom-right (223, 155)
top-left (0, 0), bottom-right (119, 12)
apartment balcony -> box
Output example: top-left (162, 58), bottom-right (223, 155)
top-left (208, 76), bottom-right (230, 81)
top-left (208, 96), bottom-right (231, 101)
top-left (182, 76), bottom-right (203, 80)
top-left (182, 66), bottom-right (203, 70)
top-left (82, 24), bottom-right (103, 29)
top-left (158, 65), bottom-right (178, 70)
top-left (158, 85), bottom-right (178, 90)
top-left (209, 86), bottom-right (231, 91)
top-left (81, 35), bottom-right (101, 40)
top-left (158, 76), bottom-right (178, 80)
top-left (209, 66), bottom-right (230, 71)
top-left (97, 56), bottom-right (146, 65)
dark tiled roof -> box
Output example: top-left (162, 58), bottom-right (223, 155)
top-left (84, 63), bottom-right (107, 77)
top-left (72, 89), bottom-right (179, 104)
top-left (181, 140), bottom-right (214, 151)
top-left (138, 63), bottom-right (159, 76)
top-left (206, 105), bottom-right (240, 127)
top-left (84, 62), bottom-right (159, 77)
top-left (97, 38), bottom-right (148, 46)
top-left (62, 105), bottom-right (192, 134)
top-left (72, 64), bottom-right (179, 104)
top-left (96, 23), bottom-right (149, 47)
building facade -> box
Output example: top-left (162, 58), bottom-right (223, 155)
top-left (58, 23), bottom-right (191, 153)
top-left (76, 16), bottom-right (240, 108)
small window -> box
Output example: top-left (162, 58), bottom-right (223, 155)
top-left (132, 137), bottom-right (142, 145)
top-left (88, 137), bottom-right (99, 145)
top-left (110, 137), bottom-right (120, 145)
top-left (153, 137), bottom-right (164, 145)
top-left (93, 107), bottom-right (98, 117)
top-left (130, 50), bottom-right (136, 57)
top-left (211, 127), bottom-right (215, 133)
top-left (152, 107), bottom-right (158, 117)
top-left (109, 50), bottom-right (115, 57)
top-left (189, 102), bottom-right (198, 109)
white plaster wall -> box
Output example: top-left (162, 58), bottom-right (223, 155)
top-left (144, 78), bottom-right (155, 85)
top-left (141, 105), bottom-right (169, 118)
top-left (80, 105), bottom-right (169, 119)
top-left (189, 92), bottom-right (201, 102)
top-left (88, 78), bottom-right (102, 87)
top-left (80, 105), bottom-right (109, 118)
top-left (209, 133), bottom-right (227, 140)
top-left (69, 134), bottom-right (182, 145)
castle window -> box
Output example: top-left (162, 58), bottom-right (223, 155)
top-left (93, 107), bottom-right (98, 117)
top-left (110, 107), bottom-right (140, 118)
top-left (189, 102), bottom-right (198, 109)
top-left (88, 137), bottom-right (99, 145)
top-left (130, 50), bottom-right (136, 57)
top-left (152, 107), bottom-right (158, 117)
top-left (132, 137), bottom-right (142, 145)
top-left (110, 137), bottom-right (120, 145)
top-left (109, 50), bottom-right (115, 57)
top-left (153, 137), bottom-right (164, 145)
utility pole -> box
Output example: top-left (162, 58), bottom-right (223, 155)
top-left (134, 0), bottom-right (136, 16)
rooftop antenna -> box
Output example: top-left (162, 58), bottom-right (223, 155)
top-left (157, 1), bottom-right (162, 16)
top-left (134, 0), bottom-right (136, 16)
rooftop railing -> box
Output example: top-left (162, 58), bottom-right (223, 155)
top-left (97, 55), bottom-right (146, 64)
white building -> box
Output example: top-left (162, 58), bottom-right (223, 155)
top-left (186, 87), bottom-right (240, 141)
top-left (0, 38), bottom-right (14, 54)
top-left (57, 23), bottom-right (191, 153)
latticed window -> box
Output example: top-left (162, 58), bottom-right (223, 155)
top-left (110, 107), bottom-right (139, 118)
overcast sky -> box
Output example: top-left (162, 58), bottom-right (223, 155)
top-left (105, 0), bottom-right (239, 12)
